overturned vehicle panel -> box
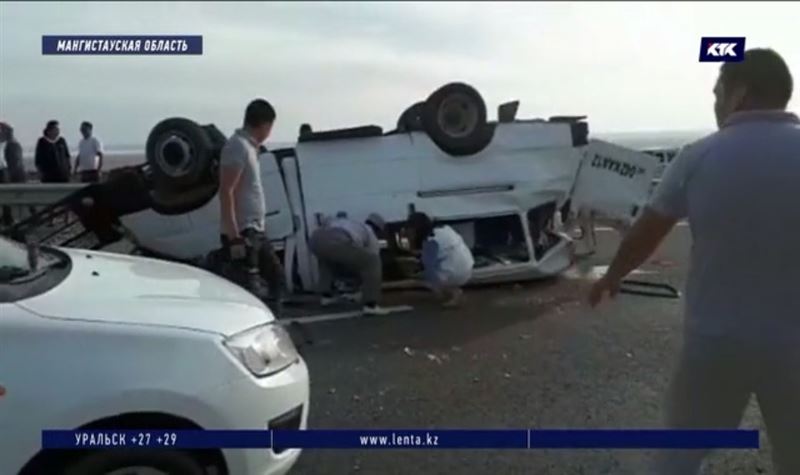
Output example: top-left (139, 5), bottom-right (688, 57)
top-left (2, 82), bottom-right (661, 296)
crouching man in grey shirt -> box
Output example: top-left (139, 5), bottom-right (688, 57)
top-left (219, 99), bottom-right (285, 308)
top-left (310, 213), bottom-right (390, 316)
top-left (589, 48), bottom-right (800, 474)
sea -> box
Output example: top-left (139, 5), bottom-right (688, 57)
top-left (17, 129), bottom-right (711, 173)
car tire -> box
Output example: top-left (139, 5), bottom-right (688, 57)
top-left (64, 449), bottom-right (206, 475)
top-left (397, 101), bottom-right (425, 132)
top-left (146, 118), bottom-right (214, 191)
top-left (421, 82), bottom-right (494, 156)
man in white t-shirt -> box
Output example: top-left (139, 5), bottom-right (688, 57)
top-left (74, 121), bottom-right (104, 183)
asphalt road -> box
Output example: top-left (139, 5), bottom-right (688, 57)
top-left (290, 225), bottom-right (774, 475)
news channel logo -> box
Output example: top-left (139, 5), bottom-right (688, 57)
top-left (699, 37), bottom-right (745, 63)
top-left (41, 35), bottom-right (203, 55)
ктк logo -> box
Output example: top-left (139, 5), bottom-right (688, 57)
top-left (699, 37), bottom-right (745, 62)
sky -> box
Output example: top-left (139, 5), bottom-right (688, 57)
top-left (1, 1), bottom-right (799, 149)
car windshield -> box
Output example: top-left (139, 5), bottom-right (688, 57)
top-left (0, 236), bottom-right (62, 281)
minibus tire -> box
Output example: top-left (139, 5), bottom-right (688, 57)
top-left (421, 82), bottom-right (493, 156)
top-left (150, 182), bottom-right (218, 216)
top-left (146, 118), bottom-right (214, 191)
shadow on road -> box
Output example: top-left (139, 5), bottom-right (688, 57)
top-left (302, 276), bottom-right (582, 356)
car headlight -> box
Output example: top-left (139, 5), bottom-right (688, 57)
top-left (224, 323), bottom-right (299, 377)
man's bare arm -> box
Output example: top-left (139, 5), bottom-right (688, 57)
top-left (604, 208), bottom-right (678, 282)
top-left (588, 208), bottom-right (678, 307)
top-left (219, 164), bottom-right (243, 239)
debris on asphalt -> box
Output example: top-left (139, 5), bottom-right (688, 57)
top-left (472, 377), bottom-right (480, 383)
top-left (426, 353), bottom-right (443, 364)
top-left (403, 347), bottom-right (415, 357)
top-left (502, 353), bottom-right (508, 360)
top-left (328, 388), bottom-right (337, 395)
top-left (503, 372), bottom-right (512, 379)
top-left (626, 352), bottom-right (634, 358)
top-left (451, 345), bottom-right (462, 352)
top-left (353, 459), bottom-right (362, 472)
top-left (519, 334), bottom-right (532, 340)
top-left (353, 394), bottom-right (361, 402)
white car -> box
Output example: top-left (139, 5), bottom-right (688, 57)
top-left (0, 236), bottom-right (310, 475)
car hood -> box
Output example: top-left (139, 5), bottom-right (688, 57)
top-left (17, 248), bottom-right (275, 336)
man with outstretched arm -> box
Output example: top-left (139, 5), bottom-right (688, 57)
top-left (219, 99), bottom-right (286, 310)
top-left (588, 48), bottom-right (800, 475)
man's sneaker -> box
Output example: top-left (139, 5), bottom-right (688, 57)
top-left (362, 304), bottom-right (390, 316)
top-left (341, 291), bottom-right (362, 303)
top-left (442, 288), bottom-right (464, 308)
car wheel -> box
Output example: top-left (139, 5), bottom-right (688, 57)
top-left (146, 118), bottom-right (214, 191)
top-left (64, 450), bottom-right (205, 475)
top-left (421, 82), bottom-right (494, 156)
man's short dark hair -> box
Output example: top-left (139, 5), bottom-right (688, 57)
top-left (81, 121), bottom-right (93, 129)
top-left (720, 48), bottom-right (793, 109)
top-left (244, 99), bottom-right (276, 127)
top-left (46, 120), bottom-right (59, 129)
top-left (407, 212), bottom-right (435, 249)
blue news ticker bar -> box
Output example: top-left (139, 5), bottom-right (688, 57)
top-left (42, 35), bottom-right (203, 55)
top-left (42, 429), bottom-right (760, 450)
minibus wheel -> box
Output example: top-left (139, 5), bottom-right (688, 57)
top-left (146, 118), bottom-right (214, 191)
top-left (421, 82), bottom-right (494, 156)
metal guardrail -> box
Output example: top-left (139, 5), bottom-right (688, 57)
top-left (0, 183), bottom-right (87, 205)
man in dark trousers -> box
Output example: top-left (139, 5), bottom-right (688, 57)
top-left (35, 120), bottom-right (71, 183)
top-left (309, 212), bottom-right (390, 315)
top-left (0, 123), bottom-right (25, 184)
top-left (219, 99), bottom-right (285, 311)
top-left (0, 122), bottom-right (28, 226)
top-left (589, 48), bottom-right (800, 474)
